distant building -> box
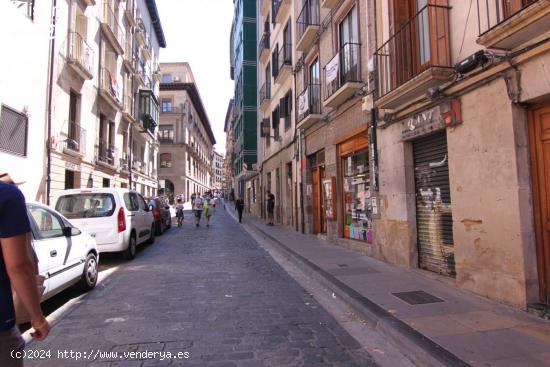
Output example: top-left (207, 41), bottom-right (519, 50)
top-left (223, 99), bottom-right (235, 197)
top-left (158, 62), bottom-right (216, 202)
top-left (212, 151), bottom-right (224, 191)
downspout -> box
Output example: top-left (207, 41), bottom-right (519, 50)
top-left (46, 0), bottom-right (58, 205)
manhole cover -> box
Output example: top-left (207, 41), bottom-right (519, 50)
top-left (392, 290), bottom-right (444, 305)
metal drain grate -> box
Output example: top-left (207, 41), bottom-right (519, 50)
top-left (392, 291), bottom-right (445, 305)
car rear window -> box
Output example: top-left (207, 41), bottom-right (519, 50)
top-left (56, 193), bottom-right (116, 219)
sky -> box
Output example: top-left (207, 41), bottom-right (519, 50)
top-left (156, 0), bottom-right (234, 154)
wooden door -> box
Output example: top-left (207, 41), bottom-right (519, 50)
top-left (529, 103), bottom-right (550, 304)
top-left (320, 166), bottom-right (327, 233)
top-left (312, 167), bottom-right (321, 234)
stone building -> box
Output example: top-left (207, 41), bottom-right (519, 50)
top-left (0, 0), bottom-right (50, 201)
top-left (47, 0), bottom-right (166, 201)
top-left (213, 150), bottom-right (224, 192)
top-left (223, 99), bottom-right (236, 197)
top-left (368, 0), bottom-right (550, 310)
top-left (158, 62), bottom-right (216, 203)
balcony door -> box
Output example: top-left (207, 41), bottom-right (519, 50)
top-left (309, 59), bottom-right (320, 112)
top-left (338, 6), bottom-right (358, 82)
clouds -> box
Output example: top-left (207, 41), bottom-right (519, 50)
top-left (157, 0), bottom-right (234, 152)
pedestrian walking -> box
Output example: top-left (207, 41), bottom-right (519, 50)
top-left (235, 197), bottom-right (244, 223)
top-left (192, 194), bottom-right (204, 227)
top-left (203, 197), bottom-right (214, 227)
top-left (0, 173), bottom-right (50, 367)
top-left (266, 191), bottom-right (275, 226)
top-left (175, 198), bottom-right (184, 227)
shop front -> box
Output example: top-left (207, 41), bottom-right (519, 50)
top-left (338, 130), bottom-right (372, 242)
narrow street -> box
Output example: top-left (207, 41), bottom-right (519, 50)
top-left (24, 209), bottom-right (377, 366)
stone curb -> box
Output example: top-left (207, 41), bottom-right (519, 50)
top-left (224, 206), bottom-right (470, 367)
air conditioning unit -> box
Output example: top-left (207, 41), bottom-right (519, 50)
top-left (173, 76), bottom-right (181, 82)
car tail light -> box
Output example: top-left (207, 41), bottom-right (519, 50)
top-left (117, 207), bottom-right (126, 233)
top-left (154, 207), bottom-right (160, 219)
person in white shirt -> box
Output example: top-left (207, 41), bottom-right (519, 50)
top-left (192, 194), bottom-right (204, 227)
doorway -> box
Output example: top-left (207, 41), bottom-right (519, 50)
top-left (529, 102), bottom-right (550, 304)
top-left (312, 166), bottom-right (326, 234)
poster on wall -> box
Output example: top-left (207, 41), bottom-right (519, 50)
top-left (323, 177), bottom-right (336, 220)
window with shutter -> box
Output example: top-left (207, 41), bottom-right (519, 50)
top-left (0, 105), bottom-right (28, 157)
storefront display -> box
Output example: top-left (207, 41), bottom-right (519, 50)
top-left (342, 149), bottom-right (372, 242)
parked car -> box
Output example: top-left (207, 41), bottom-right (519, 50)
top-left (147, 197), bottom-right (171, 235)
top-left (54, 188), bottom-right (155, 260)
top-left (26, 201), bottom-right (99, 303)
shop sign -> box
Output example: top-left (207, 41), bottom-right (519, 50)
top-left (401, 105), bottom-right (446, 141)
top-left (65, 161), bottom-right (81, 171)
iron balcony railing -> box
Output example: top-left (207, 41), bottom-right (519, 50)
top-left (68, 32), bottom-right (94, 76)
top-left (297, 83), bottom-right (321, 122)
top-left (324, 42), bottom-right (361, 100)
top-left (101, 1), bottom-right (125, 51)
top-left (66, 121), bottom-right (85, 152)
top-left (297, 0), bottom-right (320, 42)
top-left (258, 32), bottom-right (270, 56)
top-left (100, 67), bottom-right (122, 105)
top-left (120, 152), bottom-right (129, 171)
top-left (374, 4), bottom-right (451, 98)
top-left (275, 43), bottom-right (292, 79)
top-left (477, 0), bottom-right (539, 35)
top-left (260, 81), bottom-right (271, 103)
top-left (97, 140), bottom-right (117, 166)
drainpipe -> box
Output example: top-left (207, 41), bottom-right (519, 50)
top-left (46, 0), bottom-right (57, 206)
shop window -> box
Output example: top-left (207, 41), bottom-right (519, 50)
top-left (342, 149), bottom-right (372, 242)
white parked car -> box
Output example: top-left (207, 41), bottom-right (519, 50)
top-left (26, 202), bottom-right (99, 301)
top-left (54, 188), bottom-right (155, 260)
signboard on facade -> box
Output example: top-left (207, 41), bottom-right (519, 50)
top-left (298, 87), bottom-right (309, 115)
top-left (325, 54), bottom-right (339, 84)
top-left (401, 105), bottom-right (446, 141)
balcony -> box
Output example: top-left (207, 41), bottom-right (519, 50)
top-left (122, 94), bottom-right (135, 123)
top-left (273, 0), bottom-right (291, 24)
top-left (321, 0), bottom-right (339, 8)
top-left (477, 0), bottom-right (550, 50)
top-left (123, 37), bottom-right (135, 73)
top-left (119, 152), bottom-right (130, 173)
top-left (135, 18), bottom-right (147, 47)
top-left (67, 32), bottom-right (94, 80)
top-left (260, 82), bottom-right (271, 111)
top-left (96, 140), bottom-right (117, 168)
top-left (258, 32), bottom-right (270, 64)
top-left (62, 121), bottom-right (86, 156)
top-left (374, 4), bottom-right (453, 109)
top-left (99, 67), bottom-right (123, 110)
top-left (261, 0), bottom-right (270, 16)
top-left (297, 84), bottom-right (321, 129)
top-left (323, 42), bottom-right (362, 108)
top-left (274, 43), bottom-right (292, 84)
top-left (138, 89), bottom-right (159, 136)
top-left (124, 0), bottom-right (136, 27)
top-left (100, 1), bottom-right (125, 55)
top-left (296, 0), bottom-right (320, 52)
top-left (141, 34), bottom-right (152, 60)
top-left (83, 0), bottom-right (96, 5)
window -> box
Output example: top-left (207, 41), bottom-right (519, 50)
top-left (272, 106), bottom-right (280, 140)
top-left (159, 125), bottom-right (174, 143)
top-left (28, 205), bottom-right (64, 239)
top-left (11, 0), bottom-right (35, 20)
top-left (124, 193), bottom-right (140, 211)
top-left (160, 153), bottom-right (172, 168)
top-left (55, 193), bottom-right (116, 219)
top-left (0, 105), bottom-right (28, 157)
top-left (280, 90), bottom-right (293, 131)
top-left (161, 98), bottom-right (172, 112)
top-left (162, 74), bottom-right (172, 83)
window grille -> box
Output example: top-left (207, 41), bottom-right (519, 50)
top-left (0, 105), bottom-right (28, 157)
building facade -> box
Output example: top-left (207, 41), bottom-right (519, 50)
top-left (223, 99), bottom-right (236, 197)
top-left (0, 1), bottom-right (52, 201)
top-left (230, 0), bottom-right (258, 199)
top-left (368, 0), bottom-right (550, 310)
top-left (213, 151), bottom-right (224, 192)
top-left (45, 0), bottom-right (165, 202)
top-left (158, 62), bottom-right (216, 203)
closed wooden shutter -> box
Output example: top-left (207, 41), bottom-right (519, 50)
top-left (428, 0), bottom-right (450, 67)
top-left (413, 132), bottom-right (455, 277)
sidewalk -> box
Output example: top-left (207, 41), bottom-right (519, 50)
top-left (225, 203), bottom-right (550, 367)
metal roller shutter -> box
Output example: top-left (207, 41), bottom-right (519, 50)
top-left (413, 132), bottom-right (455, 277)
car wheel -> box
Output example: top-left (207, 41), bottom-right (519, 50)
top-left (79, 253), bottom-right (98, 290)
top-left (148, 224), bottom-right (155, 244)
top-left (123, 233), bottom-right (137, 260)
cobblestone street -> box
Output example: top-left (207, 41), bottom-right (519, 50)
top-left (24, 209), bottom-right (376, 366)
